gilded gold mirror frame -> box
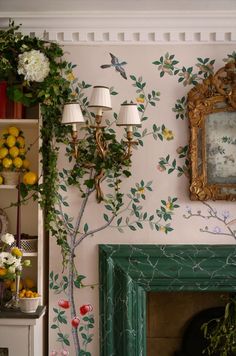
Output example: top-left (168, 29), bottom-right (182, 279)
top-left (188, 61), bottom-right (236, 201)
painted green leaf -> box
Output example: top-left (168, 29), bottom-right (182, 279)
top-left (51, 324), bottom-right (58, 329)
top-left (84, 223), bottom-right (89, 233)
top-left (74, 275), bottom-right (86, 288)
top-left (117, 217), bottom-right (122, 226)
top-left (60, 185), bottom-right (67, 192)
top-left (103, 214), bottom-right (109, 222)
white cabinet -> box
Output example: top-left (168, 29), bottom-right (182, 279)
top-left (0, 306), bottom-right (46, 356)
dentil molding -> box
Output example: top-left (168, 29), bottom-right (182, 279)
top-left (1, 10), bottom-right (236, 44)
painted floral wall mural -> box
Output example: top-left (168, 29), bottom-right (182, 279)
top-left (49, 44), bottom-right (236, 355)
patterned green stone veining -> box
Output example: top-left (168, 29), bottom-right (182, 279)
top-left (99, 244), bottom-right (236, 356)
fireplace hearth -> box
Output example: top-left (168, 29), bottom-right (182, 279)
top-left (99, 244), bottom-right (236, 356)
top-left (147, 291), bottom-right (227, 356)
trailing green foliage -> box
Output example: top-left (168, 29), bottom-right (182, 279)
top-left (201, 295), bottom-right (236, 356)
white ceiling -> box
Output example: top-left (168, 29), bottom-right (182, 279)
top-left (1, 0), bottom-right (236, 13)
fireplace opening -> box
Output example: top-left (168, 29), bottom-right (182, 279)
top-left (147, 291), bottom-right (229, 356)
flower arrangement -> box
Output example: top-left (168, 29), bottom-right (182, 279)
top-left (0, 21), bottom-right (71, 108)
top-left (0, 232), bottom-right (30, 280)
top-left (0, 125), bottom-right (37, 185)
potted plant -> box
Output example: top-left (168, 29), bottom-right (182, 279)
top-left (201, 295), bottom-right (236, 355)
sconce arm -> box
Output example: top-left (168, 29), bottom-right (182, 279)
top-left (122, 128), bottom-right (138, 161)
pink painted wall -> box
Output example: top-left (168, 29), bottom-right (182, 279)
top-left (49, 44), bottom-right (236, 356)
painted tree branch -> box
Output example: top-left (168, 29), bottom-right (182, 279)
top-left (74, 213), bottom-right (116, 248)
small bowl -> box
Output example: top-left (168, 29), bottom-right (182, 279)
top-left (19, 297), bottom-right (40, 313)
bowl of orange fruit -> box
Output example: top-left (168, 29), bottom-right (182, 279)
top-left (19, 289), bottom-right (40, 313)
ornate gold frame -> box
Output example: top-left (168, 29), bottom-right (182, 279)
top-left (188, 61), bottom-right (236, 200)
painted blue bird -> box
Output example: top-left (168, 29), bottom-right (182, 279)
top-left (101, 53), bottom-right (127, 80)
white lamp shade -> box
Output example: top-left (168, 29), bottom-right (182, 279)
top-left (88, 86), bottom-right (112, 111)
top-left (116, 103), bottom-right (141, 126)
top-left (62, 103), bottom-right (84, 125)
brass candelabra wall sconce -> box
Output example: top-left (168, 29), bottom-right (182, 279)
top-left (62, 86), bottom-right (141, 202)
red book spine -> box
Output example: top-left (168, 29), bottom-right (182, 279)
top-left (0, 81), bottom-right (7, 119)
top-left (13, 101), bottom-right (23, 119)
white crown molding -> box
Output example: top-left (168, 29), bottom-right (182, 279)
top-left (1, 10), bottom-right (236, 44)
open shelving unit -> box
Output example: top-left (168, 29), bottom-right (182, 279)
top-left (0, 115), bottom-right (44, 297)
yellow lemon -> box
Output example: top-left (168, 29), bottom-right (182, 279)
top-left (0, 147), bottom-right (8, 159)
top-left (9, 146), bottom-right (20, 158)
top-left (0, 138), bottom-right (5, 147)
top-left (2, 157), bottom-right (13, 168)
top-left (25, 290), bottom-right (34, 298)
top-left (1, 129), bottom-right (8, 136)
top-left (16, 136), bottom-right (25, 148)
top-left (0, 176), bottom-right (3, 185)
top-left (6, 135), bottom-right (16, 148)
top-left (23, 171), bottom-right (37, 185)
top-left (13, 157), bottom-right (23, 169)
top-left (8, 126), bottom-right (19, 137)
top-left (24, 277), bottom-right (35, 290)
top-left (19, 147), bottom-right (26, 156)
top-left (22, 159), bottom-right (30, 169)
top-left (10, 279), bottom-right (23, 292)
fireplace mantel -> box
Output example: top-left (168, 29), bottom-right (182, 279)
top-left (99, 244), bottom-right (236, 356)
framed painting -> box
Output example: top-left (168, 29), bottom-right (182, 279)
top-left (188, 60), bottom-right (236, 200)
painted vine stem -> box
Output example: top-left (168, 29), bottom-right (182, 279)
top-left (50, 72), bottom-right (180, 354)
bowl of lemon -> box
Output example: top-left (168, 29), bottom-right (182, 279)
top-left (0, 126), bottom-right (37, 186)
top-left (19, 289), bottom-right (40, 313)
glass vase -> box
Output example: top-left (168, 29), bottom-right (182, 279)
top-left (5, 274), bottom-right (20, 309)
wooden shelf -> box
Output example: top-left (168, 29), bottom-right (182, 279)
top-left (0, 184), bottom-right (17, 189)
top-left (0, 119), bottom-right (39, 127)
top-left (23, 252), bottom-right (38, 257)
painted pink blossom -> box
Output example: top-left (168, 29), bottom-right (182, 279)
top-left (50, 351), bottom-right (58, 356)
top-left (157, 164), bottom-right (165, 172)
top-left (61, 350), bottom-right (69, 356)
top-left (80, 304), bottom-right (93, 316)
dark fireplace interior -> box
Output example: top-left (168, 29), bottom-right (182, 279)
top-left (147, 291), bottom-right (229, 356)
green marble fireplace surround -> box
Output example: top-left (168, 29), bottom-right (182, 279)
top-left (99, 244), bottom-right (236, 356)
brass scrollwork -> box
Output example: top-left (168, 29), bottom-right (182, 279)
top-left (188, 60), bottom-right (236, 201)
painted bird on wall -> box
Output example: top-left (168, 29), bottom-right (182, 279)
top-left (101, 53), bottom-right (127, 79)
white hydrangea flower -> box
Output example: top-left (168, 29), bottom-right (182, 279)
top-left (1, 233), bottom-right (15, 246)
top-left (17, 49), bottom-right (50, 82)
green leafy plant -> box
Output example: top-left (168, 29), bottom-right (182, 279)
top-left (201, 295), bottom-right (236, 356)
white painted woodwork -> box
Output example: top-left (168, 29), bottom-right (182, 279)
top-left (1, 9), bottom-right (236, 44)
top-left (0, 314), bottom-right (45, 356)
